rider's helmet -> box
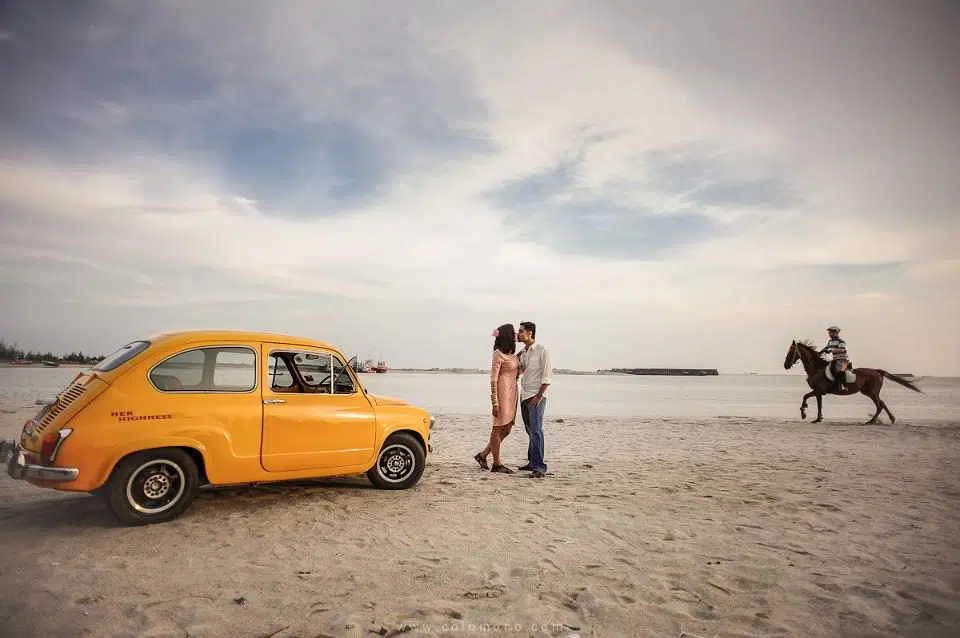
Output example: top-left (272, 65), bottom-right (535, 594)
top-left (827, 325), bottom-right (841, 332)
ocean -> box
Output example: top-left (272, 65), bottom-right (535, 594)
top-left (1, 367), bottom-right (956, 422)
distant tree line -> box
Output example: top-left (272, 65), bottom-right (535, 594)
top-left (0, 338), bottom-right (105, 364)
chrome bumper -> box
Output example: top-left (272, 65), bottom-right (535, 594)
top-left (0, 439), bottom-right (79, 482)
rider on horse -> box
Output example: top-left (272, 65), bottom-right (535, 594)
top-left (819, 325), bottom-right (851, 393)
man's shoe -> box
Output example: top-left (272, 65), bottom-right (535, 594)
top-left (530, 471), bottom-right (545, 478)
top-left (518, 464), bottom-right (533, 471)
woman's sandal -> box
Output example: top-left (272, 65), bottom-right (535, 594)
top-left (491, 464), bottom-right (514, 474)
top-left (474, 453), bottom-right (489, 470)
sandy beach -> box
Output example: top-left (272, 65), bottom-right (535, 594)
top-left (1, 403), bottom-right (959, 638)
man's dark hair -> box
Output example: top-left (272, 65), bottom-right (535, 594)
top-left (493, 323), bottom-right (516, 354)
top-left (519, 321), bottom-right (536, 339)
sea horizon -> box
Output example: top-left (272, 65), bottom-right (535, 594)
top-left (1, 360), bottom-right (948, 380)
top-left (2, 366), bottom-right (956, 422)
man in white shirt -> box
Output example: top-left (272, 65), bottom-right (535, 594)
top-left (517, 321), bottom-right (552, 478)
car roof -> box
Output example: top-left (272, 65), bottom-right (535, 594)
top-left (144, 330), bottom-right (338, 351)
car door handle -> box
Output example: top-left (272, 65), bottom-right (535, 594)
top-left (263, 399), bottom-right (286, 404)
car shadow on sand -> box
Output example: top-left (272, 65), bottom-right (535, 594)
top-left (0, 476), bottom-right (380, 531)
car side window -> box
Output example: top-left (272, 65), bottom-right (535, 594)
top-left (150, 346), bottom-right (256, 393)
top-left (150, 349), bottom-right (204, 391)
top-left (291, 352), bottom-right (332, 394)
top-left (268, 354), bottom-right (295, 390)
top-left (267, 350), bottom-right (355, 395)
top-left (212, 348), bottom-right (257, 392)
top-left (332, 355), bottom-right (356, 394)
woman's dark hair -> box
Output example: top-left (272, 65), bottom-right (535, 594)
top-left (493, 323), bottom-right (516, 354)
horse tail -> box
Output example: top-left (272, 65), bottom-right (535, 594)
top-left (878, 370), bottom-right (923, 393)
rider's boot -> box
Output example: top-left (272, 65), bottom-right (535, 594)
top-left (832, 363), bottom-right (845, 393)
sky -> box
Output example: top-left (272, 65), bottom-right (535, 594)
top-left (1, 0), bottom-right (958, 375)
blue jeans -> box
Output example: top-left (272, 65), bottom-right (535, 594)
top-left (520, 397), bottom-right (547, 473)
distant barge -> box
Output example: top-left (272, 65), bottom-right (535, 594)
top-left (604, 368), bottom-right (719, 376)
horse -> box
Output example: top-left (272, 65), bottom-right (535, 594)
top-left (783, 339), bottom-right (922, 424)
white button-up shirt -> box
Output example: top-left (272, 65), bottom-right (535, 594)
top-left (519, 342), bottom-right (553, 401)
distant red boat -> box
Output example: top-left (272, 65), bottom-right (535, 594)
top-left (374, 360), bottom-right (388, 373)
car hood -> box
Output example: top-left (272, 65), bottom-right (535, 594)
top-left (369, 393), bottom-right (410, 407)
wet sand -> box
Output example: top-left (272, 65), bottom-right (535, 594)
top-left (1, 405), bottom-right (958, 637)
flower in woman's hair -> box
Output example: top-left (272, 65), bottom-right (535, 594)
top-left (492, 329), bottom-right (500, 337)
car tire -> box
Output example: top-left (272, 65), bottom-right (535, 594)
top-left (366, 432), bottom-right (425, 490)
top-left (106, 448), bottom-right (200, 526)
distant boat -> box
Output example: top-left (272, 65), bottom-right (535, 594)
top-left (374, 360), bottom-right (388, 373)
top-left (357, 359), bottom-right (376, 373)
top-left (605, 367), bottom-right (718, 376)
top-left (42, 360), bottom-right (60, 367)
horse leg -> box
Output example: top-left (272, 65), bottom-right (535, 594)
top-left (800, 390), bottom-right (816, 420)
top-left (861, 375), bottom-right (895, 425)
top-left (875, 379), bottom-right (896, 424)
top-left (882, 400), bottom-right (895, 425)
top-left (875, 389), bottom-right (896, 424)
top-left (812, 394), bottom-right (823, 423)
top-left (877, 397), bottom-right (897, 425)
top-left (865, 392), bottom-right (884, 424)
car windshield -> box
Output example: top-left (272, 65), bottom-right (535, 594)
top-left (92, 340), bottom-right (151, 372)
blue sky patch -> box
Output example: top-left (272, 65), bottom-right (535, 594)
top-left (483, 140), bottom-right (795, 258)
top-left (642, 148), bottom-right (799, 209)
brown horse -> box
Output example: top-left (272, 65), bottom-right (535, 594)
top-left (783, 339), bottom-right (922, 424)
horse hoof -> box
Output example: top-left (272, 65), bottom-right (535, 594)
top-left (812, 418), bottom-right (822, 424)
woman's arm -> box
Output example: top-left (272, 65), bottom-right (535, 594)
top-left (490, 351), bottom-right (502, 410)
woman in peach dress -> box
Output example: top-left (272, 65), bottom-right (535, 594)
top-left (475, 323), bottom-right (520, 473)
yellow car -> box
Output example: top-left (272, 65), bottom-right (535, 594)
top-left (0, 330), bottom-right (434, 526)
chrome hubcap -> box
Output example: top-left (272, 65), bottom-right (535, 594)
top-left (378, 444), bottom-right (415, 483)
top-left (386, 455), bottom-right (405, 473)
top-left (143, 474), bottom-right (170, 499)
top-left (126, 460), bottom-right (185, 514)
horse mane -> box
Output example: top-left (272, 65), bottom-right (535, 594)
top-left (795, 339), bottom-right (827, 361)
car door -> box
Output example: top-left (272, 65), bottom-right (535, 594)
top-left (259, 344), bottom-right (377, 472)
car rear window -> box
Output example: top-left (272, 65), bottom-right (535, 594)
top-left (92, 340), bottom-right (151, 372)
top-left (149, 346), bottom-right (257, 392)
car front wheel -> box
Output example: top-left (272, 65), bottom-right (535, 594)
top-left (106, 448), bottom-right (199, 526)
top-left (366, 432), bottom-right (425, 490)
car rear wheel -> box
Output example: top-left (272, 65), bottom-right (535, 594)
top-left (106, 448), bottom-right (199, 526)
top-left (366, 432), bottom-right (425, 490)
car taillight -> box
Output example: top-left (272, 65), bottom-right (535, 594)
top-left (40, 428), bottom-right (73, 464)
top-left (22, 417), bottom-right (41, 436)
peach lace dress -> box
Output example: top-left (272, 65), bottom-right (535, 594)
top-left (490, 349), bottom-right (520, 426)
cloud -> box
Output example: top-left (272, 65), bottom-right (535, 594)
top-left (0, 0), bottom-right (958, 375)
top-left (483, 135), bottom-right (799, 258)
top-left (641, 148), bottom-right (799, 210)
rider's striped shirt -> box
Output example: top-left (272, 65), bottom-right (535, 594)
top-left (824, 337), bottom-right (849, 361)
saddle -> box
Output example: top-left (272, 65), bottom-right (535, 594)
top-left (825, 363), bottom-right (856, 384)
